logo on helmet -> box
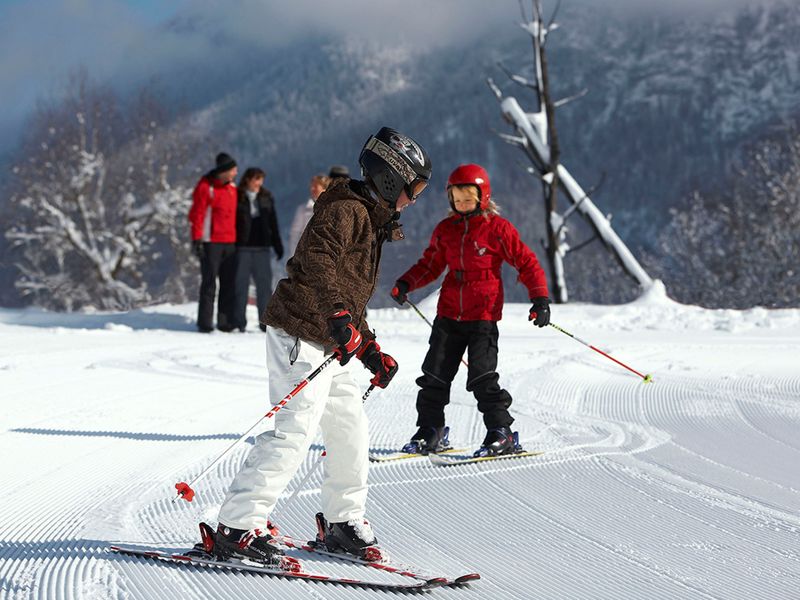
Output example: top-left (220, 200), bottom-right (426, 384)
top-left (388, 133), bottom-right (424, 167)
top-left (366, 137), bottom-right (417, 183)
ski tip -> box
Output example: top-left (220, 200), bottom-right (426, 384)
top-left (426, 577), bottom-right (449, 588)
top-left (453, 573), bottom-right (481, 584)
top-left (175, 482), bottom-right (195, 502)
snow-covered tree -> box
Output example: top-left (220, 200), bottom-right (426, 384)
top-left (652, 125), bottom-right (800, 308)
top-left (489, 0), bottom-right (655, 303)
top-left (5, 72), bottom-right (203, 311)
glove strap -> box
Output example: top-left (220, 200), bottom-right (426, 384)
top-left (343, 325), bottom-right (362, 353)
top-left (356, 339), bottom-right (379, 360)
top-left (330, 308), bottom-right (351, 321)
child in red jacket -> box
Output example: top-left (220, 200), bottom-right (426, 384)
top-left (391, 164), bottom-right (551, 457)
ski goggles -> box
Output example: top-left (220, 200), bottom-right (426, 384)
top-left (406, 177), bottom-right (428, 200)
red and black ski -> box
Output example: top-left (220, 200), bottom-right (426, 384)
top-left (273, 533), bottom-right (480, 586)
top-left (109, 544), bottom-right (444, 591)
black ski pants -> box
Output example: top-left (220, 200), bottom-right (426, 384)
top-left (197, 242), bottom-right (236, 331)
top-left (415, 316), bottom-right (513, 430)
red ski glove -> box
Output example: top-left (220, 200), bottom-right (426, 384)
top-left (357, 340), bottom-right (398, 389)
top-left (327, 308), bottom-right (363, 365)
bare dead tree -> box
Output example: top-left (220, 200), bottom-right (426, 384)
top-left (490, 0), bottom-right (654, 302)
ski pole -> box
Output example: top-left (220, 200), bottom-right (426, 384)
top-left (406, 298), bottom-right (469, 368)
top-left (548, 322), bottom-right (653, 383)
top-left (276, 384), bottom-right (376, 517)
top-left (173, 354), bottom-right (338, 503)
top-left (406, 298), bottom-right (434, 329)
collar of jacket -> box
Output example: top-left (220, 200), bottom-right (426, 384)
top-left (317, 178), bottom-right (396, 229)
top-left (452, 209), bottom-right (482, 223)
top-left (239, 187), bottom-right (272, 202)
top-left (205, 174), bottom-right (235, 189)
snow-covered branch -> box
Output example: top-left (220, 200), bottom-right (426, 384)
top-left (4, 72), bottom-right (202, 311)
top-left (491, 0), bottom-right (655, 298)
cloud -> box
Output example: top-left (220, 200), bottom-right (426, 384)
top-left (0, 0), bottom-right (521, 150)
top-left (0, 0), bottom-right (786, 152)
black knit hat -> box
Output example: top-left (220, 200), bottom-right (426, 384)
top-left (328, 164), bottom-right (350, 178)
top-left (214, 152), bottom-right (237, 174)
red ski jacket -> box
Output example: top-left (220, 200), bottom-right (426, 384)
top-left (399, 213), bottom-right (549, 322)
top-left (188, 176), bottom-right (238, 243)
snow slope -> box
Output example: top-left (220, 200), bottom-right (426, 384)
top-left (1, 290), bottom-right (799, 599)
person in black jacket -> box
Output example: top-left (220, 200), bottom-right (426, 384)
top-left (233, 167), bottom-right (284, 332)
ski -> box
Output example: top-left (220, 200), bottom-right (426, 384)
top-left (369, 447), bottom-right (467, 463)
top-left (109, 544), bottom-right (443, 590)
top-left (369, 426), bottom-right (465, 462)
top-left (428, 449), bottom-right (544, 467)
top-left (273, 533), bottom-right (480, 586)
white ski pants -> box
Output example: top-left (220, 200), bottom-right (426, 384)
top-left (217, 325), bottom-right (370, 530)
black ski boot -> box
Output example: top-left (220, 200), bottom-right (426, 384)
top-left (401, 426), bottom-right (451, 455)
top-left (315, 512), bottom-right (386, 562)
top-left (213, 522), bottom-right (287, 567)
top-left (473, 426), bottom-right (519, 458)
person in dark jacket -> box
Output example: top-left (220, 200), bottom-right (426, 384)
top-left (213, 127), bottom-right (431, 568)
top-left (232, 167), bottom-right (284, 332)
top-left (391, 164), bottom-right (551, 458)
top-left (188, 152), bottom-right (238, 333)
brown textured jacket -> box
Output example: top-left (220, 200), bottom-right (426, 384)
top-left (261, 178), bottom-right (396, 347)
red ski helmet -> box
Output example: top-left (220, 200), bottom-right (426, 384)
top-left (446, 164), bottom-right (491, 210)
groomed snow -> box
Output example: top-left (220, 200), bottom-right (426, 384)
top-left (1, 288), bottom-right (799, 599)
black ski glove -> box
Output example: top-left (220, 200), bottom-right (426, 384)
top-left (357, 340), bottom-right (398, 389)
top-left (327, 308), bottom-right (363, 365)
top-left (192, 240), bottom-right (205, 260)
top-left (529, 297), bottom-right (551, 328)
top-left (390, 280), bottom-right (410, 306)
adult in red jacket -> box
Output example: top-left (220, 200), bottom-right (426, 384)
top-left (188, 152), bottom-right (239, 332)
top-left (391, 164), bottom-right (551, 457)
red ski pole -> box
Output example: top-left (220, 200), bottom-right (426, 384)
top-left (173, 354), bottom-right (338, 503)
top-left (548, 322), bottom-right (653, 383)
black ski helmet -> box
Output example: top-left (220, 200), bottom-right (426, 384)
top-left (358, 127), bottom-right (432, 205)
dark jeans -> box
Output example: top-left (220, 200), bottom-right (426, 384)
top-left (233, 247), bottom-right (273, 330)
top-left (197, 242), bottom-right (236, 331)
top-left (416, 317), bottom-right (513, 430)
